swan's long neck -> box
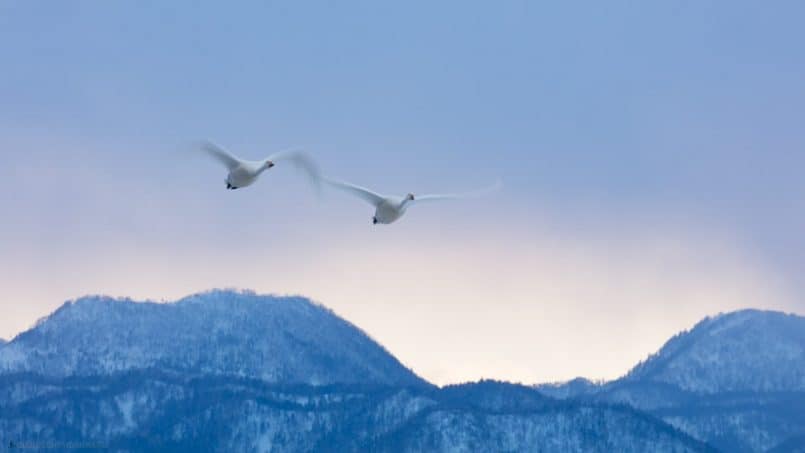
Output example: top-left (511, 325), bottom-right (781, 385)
top-left (399, 198), bottom-right (413, 209)
top-left (256, 160), bottom-right (273, 175)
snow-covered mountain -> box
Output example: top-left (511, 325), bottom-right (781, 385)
top-left (0, 290), bottom-right (711, 452)
top-left (2, 292), bottom-right (802, 452)
top-left (0, 374), bottom-right (710, 452)
top-left (535, 309), bottom-right (805, 452)
top-left (0, 290), bottom-right (423, 387)
top-left (624, 309), bottom-right (805, 393)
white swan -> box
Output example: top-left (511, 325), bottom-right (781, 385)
top-left (326, 179), bottom-right (501, 224)
top-left (200, 141), bottom-right (320, 190)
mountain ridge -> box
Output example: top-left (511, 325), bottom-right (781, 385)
top-left (0, 371), bottom-right (713, 452)
top-left (534, 308), bottom-right (805, 452)
top-left (624, 308), bottom-right (805, 393)
top-left (0, 289), bottom-right (424, 387)
top-left (2, 291), bottom-right (802, 451)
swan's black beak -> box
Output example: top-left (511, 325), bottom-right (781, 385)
top-left (268, 161), bottom-right (275, 168)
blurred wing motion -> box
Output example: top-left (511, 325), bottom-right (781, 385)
top-left (199, 141), bottom-right (241, 170)
top-left (268, 150), bottom-right (322, 190)
top-left (325, 179), bottom-right (385, 206)
top-left (414, 180), bottom-right (503, 203)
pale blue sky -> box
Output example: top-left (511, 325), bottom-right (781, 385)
top-left (1, 1), bottom-right (804, 384)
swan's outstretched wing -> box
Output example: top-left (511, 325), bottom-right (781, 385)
top-left (200, 141), bottom-right (241, 170)
top-left (267, 150), bottom-right (322, 190)
top-left (414, 181), bottom-right (502, 203)
top-left (325, 178), bottom-right (385, 206)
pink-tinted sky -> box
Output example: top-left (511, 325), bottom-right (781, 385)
top-left (1, 1), bottom-right (804, 384)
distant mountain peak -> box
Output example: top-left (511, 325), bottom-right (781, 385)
top-left (625, 309), bottom-right (805, 393)
top-left (439, 379), bottom-right (555, 412)
top-left (0, 289), bottom-right (425, 387)
top-left (702, 308), bottom-right (798, 333)
top-left (534, 376), bottom-right (603, 399)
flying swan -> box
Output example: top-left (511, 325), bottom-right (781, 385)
top-left (199, 141), bottom-right (320, 190)
top-left (326, 178), bottom-right (501, 224)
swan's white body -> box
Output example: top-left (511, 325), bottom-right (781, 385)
top-left (327, 179), bottom-right (500, 225)
top-left (374, 195), bottom-right (415, 224)
top-left (200, 142), bottom-right (319, 190)
top-left (226, 159), bottom-right (272, 188)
